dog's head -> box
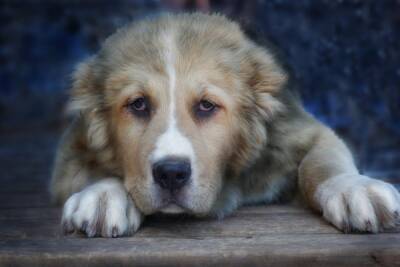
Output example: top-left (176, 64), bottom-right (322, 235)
top-left (69, 13), bottom-right (287, 215)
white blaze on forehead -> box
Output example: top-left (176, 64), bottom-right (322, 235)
top-left (151, 31), bottom-right (195, 163)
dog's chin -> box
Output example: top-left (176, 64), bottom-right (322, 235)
top-left (145, 186), bottom-right (216, 215)
top-left (158, 196), bottom-right (190, 214)
top-left (159, 203), bottom-right (185, 214)
top-left (149, 198), bottom-right (213, 216)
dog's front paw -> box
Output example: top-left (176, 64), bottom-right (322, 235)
top-left (315, 174), bottom-right (400, 233)
top-left (61, 179), bottom-right (142, 237)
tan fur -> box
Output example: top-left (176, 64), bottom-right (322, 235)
top-left (51, 13), bottom-right (400, 237)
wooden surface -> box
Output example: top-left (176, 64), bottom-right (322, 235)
top-left (0, 130), bottom-right (400, 267)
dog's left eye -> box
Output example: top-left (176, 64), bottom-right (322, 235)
top-left (127, 97), bottom-right (150, 118)
top-left (194, 99), bottom-right (218, 119)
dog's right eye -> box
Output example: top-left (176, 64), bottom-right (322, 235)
top-left (127, 97), bottom-right (150, 118)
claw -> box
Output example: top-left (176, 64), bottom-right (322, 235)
top-left (86, 223), bottom-right (97, 238)
top-left (80, 220), bottom-right (89, 233)
top-left (112, 226), bottom-right (119, 238)
top-left (342, 220), bottom-right (351, 233)
top-left (62, 221), bottom-right (74, 235)
top-left (365, 220), bottom-right (373, 232)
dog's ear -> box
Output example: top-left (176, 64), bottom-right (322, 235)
top-left (67, 57), bottom-right (109, 151)
top-left (246, 46), bottom-right (288, 120)
top-left (67, 57), bottom-right (102, 113)
top-left (228, 46), bottom-right (288, 174)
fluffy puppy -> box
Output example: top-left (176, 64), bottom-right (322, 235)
top-left (50, 13), bottom-right (400, 237)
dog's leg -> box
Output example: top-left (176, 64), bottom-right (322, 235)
top-left (298, 126), bottom-right (400, 233)
top-left (50, 119), bottom-right (143, 237)
top-left (210, 183), bottom-right (243, 219)
top-left (50, 117), bottom-right (97, 204)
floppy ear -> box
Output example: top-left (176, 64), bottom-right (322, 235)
top-left (246, 47), bottom-right (288, 120)
top-left (228, 46), bottom-right (289, 174)
top-left (67, 57), bottom-right (101, 113)
top-left (67, 58), bottom-right (109, 151)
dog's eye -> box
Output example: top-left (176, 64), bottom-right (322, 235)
top-left (199, 100), bottom-right (215, 112)
top-left (127, 97), bottom-right (150, 118)
top-left (194, 99), bottom-right (218, 119)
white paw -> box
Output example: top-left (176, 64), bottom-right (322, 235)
top-left (61, 179), bottom-right (142, 237)
top-left (315, 174), bottom-right (400, 233)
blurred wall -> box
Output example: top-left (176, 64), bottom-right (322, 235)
top-left (0, 0), bottom-right (399, 178)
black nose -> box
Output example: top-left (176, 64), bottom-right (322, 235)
top-left (152, 158), bottom-right (191, 191)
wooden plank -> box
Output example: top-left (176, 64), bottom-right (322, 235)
top-left (1, 205), bottom-right (399, 240)
top-left (0, 234), bottom-right (399, 267)
top-left (139, 209), bottom-right (341, 237)
top-left (0, 204), bottom-right (311, 219)
top-left (0, 205), bottom-right (342, 239)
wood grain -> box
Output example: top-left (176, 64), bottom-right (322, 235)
top-left (1, 234), bottom-right (400, 267)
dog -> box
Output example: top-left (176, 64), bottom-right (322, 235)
top-left (50, 13), bottom-right (400, 237)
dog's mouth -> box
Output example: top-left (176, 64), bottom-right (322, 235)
top-left (152, 177), bottom-right (193, 214)
top-left (158, 195), bottom-right (187, 214)
top-left (159, 203), bottom-right (185, 214)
